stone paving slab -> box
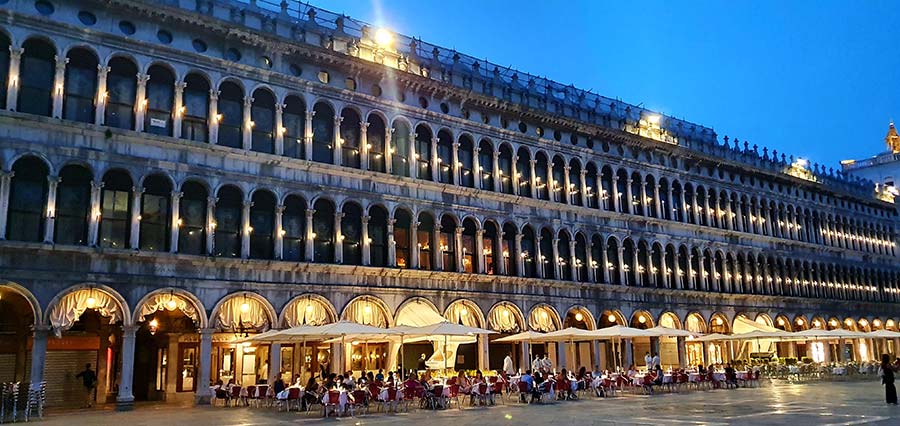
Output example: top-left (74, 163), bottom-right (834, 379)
top-left (33, 381), bottom-right (900, 425)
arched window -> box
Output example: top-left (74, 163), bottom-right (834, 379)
top-left (540, 228), bottom-right (555, 279)
top-left (341, 202), bottom-right (363, 265)
top-left (498, 144), bottom-right (514, 195)
top-left (678, 246), bottom-right (689, 289)
top-left (436, 130), bottom-right (454, 184)
top-left (367, 114), bottom-right (386, 173)
top-left (671, 181), bottom-right (684, 221)
top-left (644, 175), bottom-right (657, 218)
top-left (0, 33), bottom-right (10, 106)
top-left (607, 237), bottom-right (621, 285)
top-left (394, 209), bottom-right (412, 268)
top-left (250, 88), bottom-right (275, 154)
top-left (311, 102), bottom-right (334, 164)
top-left (98, 170), bottom-right (133, 249)
top-left (6, 157), bottom-right (48, 241)
top-left (282, 195), bottom-right (306, 261)
top-left (104, 57), bottom-right (137, 129)
top-left (368, 205), bottom-right (389, 267)
top-left (440, 215), bottom-right (457, 271)
top-left (282, 96), bottom-right (304, 159)
top-left (213, 185), bottom-right (242, 258)
top-left (534, 153), bottom-right (550, 200)
top-left (600, 166), bottom-right (614, 211)
top-left (521, 225), bottom-right (537, 278)
top-left (696, 188), bottom-right (708, 226)
top-left (417, 212), bottom-right (435, 270)
top-left (630, 172), bottom-right (644, 215)
top-left (414, 124), bottom-right (432, 180)
top-left (501, 223), bottom-right (518, 276)
top-left (623, 239), bottom-right (636, 285)
top-left (482, 221), bottom-right (498, 275)
top-left (574, 234), bottom-right (588, 282)
top-left (217, 81), bottom-right (243, 149)
top-left (458, 135), bottom-right (475, 188)
top-left (144, 65), bottom-right (175, 136)
top-left (515, 146), bottom-right (531, 197)
top-left (557, 231), bottom-right (572, 280)
top-left (178, 181), bottom-right (207, 255)
top-left (249, 190), bottom-right (276, 259)
top-left (461, 218), bottom-right (477, 273)
top-left (55, 164), bottom-right (91, 245)
top-left (63, 48), bottom-right (98, 123)
top-left (18, 39), bottom-right (55, 116)
top-left (568, 161), bottom-right (582, 205)
top-left (391, 120), bottom-right (410, 177)
top-left (312, 199), bottom-right (335, 263)
top-left (139, 174), bottom-right (172, 252)
top-left (181, 73), bottom-right (209, 143)
top-left (340, 108), bottom-right (361, 168)
top-left (616, 169), bottom-right (629, 214)
top-left (585, 163), bottom-right (598, 209)
top-left (590, 235), bottom-right (603, 283)
top-left (651, 243), bottom-right (664, 288)
top-left (479, 140), bottom-right (494, 191)
top-left (551, 156), bottom-right (566, 203)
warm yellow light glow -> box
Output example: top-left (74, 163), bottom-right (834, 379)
top-left (638, 315), bottom-right (646, 324)
top-left (608, 314), bottom-right (616, 323)
top-left (85, 296), bottom-right (96, 308)
top-left (777, 318), bottom-right (785, 326)
top-left (166, 299), bottom-right (178, 310)
top-left (149, 319), bottom-right (158, 328)
top-left (459, 307), bottom-right (468, 317)
top-left (240, 302), bottom-right (251, 313)
top-left (874, 319), bottom-right (882, 327)
top-left (646, 115), bottom-right (660, 125)
top-left (796, 318), bottom-right (804, 326)
top-left (574, 312), bottom-right (583, 322)
top-left (715, 318), bottom-right (724, 326)
top-left (374, 28), bottom-right (394, 47)
top-left (306, 303), bottom-right (314, 313)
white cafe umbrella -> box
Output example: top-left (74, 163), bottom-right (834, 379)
top-left (644, 325), bottom-right (701, 338)
top-left (585, 326), bottom-right (655, 370)
top-left (867, 329), bottom-right (900, 339)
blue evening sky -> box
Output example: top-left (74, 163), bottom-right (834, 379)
top-left (317, 0), bottom-right (900, 168)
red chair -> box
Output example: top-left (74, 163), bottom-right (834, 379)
top-left (348, 389), bottom-right (368, 416)
top-left (446, 384), bottom-right (462, 409)
top-left (323, 390), bottom-right (341, 417)
top-left (491, 381), bottom-right (505, 405)
top-left (427, 385), bottom-right (444, 410)
top-left (473, 383), bottom-right (489, 406)
top-left (641, 374), bottom-right (655, 394)
top-left (516, 381), bottom-right (530, 403)
top-left (229, 386), bottom-right (242, 407)
top-left (367, 383), bottom-right (380, 410)
top-left (381, 387), bottom-right (399, 412)
top-left (285, 387), bottom-right (301, 411)
top-left (602, 377), bottom-right (616, 396)
top-left (245, 385), bottom-right (256, 406)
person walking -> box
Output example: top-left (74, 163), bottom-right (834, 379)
top-left (75, 363), bottom-right (97, 408)
top-left (882, 354), bottom-right (897, 405)
top-left (503, 352), bottom-right (515, 376)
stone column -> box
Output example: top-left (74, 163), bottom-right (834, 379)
top-left (624, 178), bottom-right (634, 214)
top-left (361, 215), bottom-right (371, 265)
top-left (241, 200), bottom-right (252, 258)
top-left (492, 151), bottom-right (502, 192)
top-left (551, 238), bottom-right (561, 278)
top-left (29, 326), bottom-right (49, 392)
top-left (195, 328), bottom-right (214, 404)
top-left (242, 96), bottom-right (253, 150)
top-left (454, 227), bottom-right (464, 273)
top-left (169, 191), bottom-right (182, 253)
top-left (134, 73), bottom-right (149, 132)
top-left (611, 175), bottom-right (621, 213)
top-left (653, 181), bottom-right (662, 218)
top-left (515, 232), bottom-right (525, 277)
top-left (534, 235), bottom-right (544, 278)
top-left (334, 212), bottom-right (344, 263)
top-left (562, 166), bottom-right (572, 204)
top-left (674, 254), bottom-right (684, 290)
top-left (207, 90), bottom-right (219, 145)
top-left (387, 218), bottom-right (397, 267)
top-left (568, 240), bottom-right (578, 280)
top-left (496, 231), bottom-right (507, 276)
top-left (378, 127), bottom-right (391, 174)
top-left (601, 241), bottom-right (610, 283)
top-left (6, 47), bottom-right (22, 111)
top-left (579, 169), bottom-right (589, 207)
top-left (473, 146), bottom-right (483, 190)
top-left (359, 122), bottom-right (369, 170)
top-left (305, 209), bottom-right (315, 261)
top-left (129, 187), bottom-right (143, 249)
top-left (529, 159), bottom-right (537, 198)
top-left (274, 103), bottom-right (285, 156)
top-left (433, 227), bottom-right (443, 271)
top-left (697, 252), bottom-right (707, 291)
top-left (298, 109), bottom-right (313, 161)
top-left (431, 137), bottom-right (440, 182)
top-left (407, 131), bottom-right (417, 177)
top-left (691, 192), bottom-right (700, 225)
top-left (617, 246), bottom-right (626, 285)
top-left (117, 325), bottom-right (138, 411)
top-left (702, 192), bottom-right (712, 226)
top-left (274, 204), bottom-right (284, 260)
top-left (451, 141), bottom-right (460, 184)
top-left (410, 221), bottom-right (420, 269)
top-left (87, 180), bottom-right (102, 246)
top-left (269, 343), bottom-right (282, 383)
top-left (475, 229), bottom-right (485, 273)
top-left (586, 242), bottom-right (596, 283)
top-left (43, 176), bottom-right (59, 243)
top-left (52, 55), bottom-right (68, 118)
top-left (92, 64), bottom-right (111, 124)
top-left (679, 189), bottom-right (688, 223)
top-left (173, 81), bottom-right (186, 139)
top-left (206, 196), bottom-right (216, 255)
top-left (623, 339), bottom-right (634, 370)
top-left (477, 335), bottom-right (490, 372)
top-left (332, 115), bottom-right (343, 165)
top-left (633, 246), bottom-right (641, 286)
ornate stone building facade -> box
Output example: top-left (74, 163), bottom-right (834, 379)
top-left (0, 0), bottom-right (898, 410)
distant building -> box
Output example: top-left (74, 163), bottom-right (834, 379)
top-left (842, 122), bottom-right (900, 201)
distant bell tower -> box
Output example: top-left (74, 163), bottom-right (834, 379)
top-left (886, 121), bottom-right (900, 153)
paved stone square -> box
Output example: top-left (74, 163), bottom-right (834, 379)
top-left (33, 381), bottom-right (900, 425)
